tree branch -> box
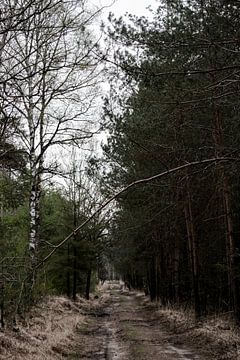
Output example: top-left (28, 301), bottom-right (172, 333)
top-left (35, 156), bottom-right (240, 270)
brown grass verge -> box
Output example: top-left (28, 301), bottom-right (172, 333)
top-left (155, 306), bottom-right (240, 359)
top-left (0, 295), bottom-right (91, 359)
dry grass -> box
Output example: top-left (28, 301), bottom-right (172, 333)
top-left (156, 306), bottom-right (240, 359)
top-left (0, 284), bottom-right (115, 360)
top-left (0, 295), bottom-right (90, 359)
top-left (2, 284), bottom-right (240, 359)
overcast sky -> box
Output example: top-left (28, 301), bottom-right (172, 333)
top-left (85, 0), bottom-right (158, 151)
top-left (89, 0), bottom-right (156, 19)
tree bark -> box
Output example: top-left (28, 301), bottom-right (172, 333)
top-left (85, 269), bottom-right (92, 300)
top-left (72, 245), bottom-right (77, 301)
top-left (67, 242), bottom-right (71, 298)
top-left (184, 176), bottom-right (201, 318)
top-left (72, 159), bottom-right (78, 301)
top-left (173, 236), bottom-right (180, 304)
top-left (211, 97), bottom-right (240, 322)
top-left (29, 173), bottom-right (41, 261)
top-left (0, 278), bottom-right (4, 328)
top-left (222, 175), bottom-right (240, 322)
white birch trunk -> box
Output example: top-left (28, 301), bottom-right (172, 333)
top-left (29, 171), bottom-right (41, 258)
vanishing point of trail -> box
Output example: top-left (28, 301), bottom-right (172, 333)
top-left (69, 282), bottom-right (204, 360)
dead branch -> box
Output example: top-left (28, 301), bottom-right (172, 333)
top-left (35, 156), bottom-right (240, 270)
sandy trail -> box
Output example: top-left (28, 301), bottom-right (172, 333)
top-left (68, 282), bottom-right (205, 360)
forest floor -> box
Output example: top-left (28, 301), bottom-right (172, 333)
top-left (0, 281), bottom-right (240, 359)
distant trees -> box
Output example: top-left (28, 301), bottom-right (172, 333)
top-left (101, 0), bottom-right (240, 322)
top-left (40, 161), bottom-right (109, 301)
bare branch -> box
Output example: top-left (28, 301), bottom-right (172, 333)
top-left (35, 156), bottom-right (240, 269)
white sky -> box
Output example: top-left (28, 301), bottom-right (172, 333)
top-left (89, 0), bottom-right (156, 19)
top-left (83, 0), bottom-right (158, 158)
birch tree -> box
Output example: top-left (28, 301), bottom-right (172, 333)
top-left (0, 0), bottom-right (101, 264)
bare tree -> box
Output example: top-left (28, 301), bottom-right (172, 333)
top-left (0, 0), bottom-right (102, 264)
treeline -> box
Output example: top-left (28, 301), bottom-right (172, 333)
top-left (102, 0), bottom-right (240, 323)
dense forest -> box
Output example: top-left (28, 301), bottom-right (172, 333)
top-left (100, 0), bottom-right (240, 324)
top-left (1, 0), bottom-right (240, 332)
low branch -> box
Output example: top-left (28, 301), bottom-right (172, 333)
top-left (35, 156), bottom-right (239, 270)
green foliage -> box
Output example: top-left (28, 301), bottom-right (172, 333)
top-left (101, 0), bottom-right (240, 312)
top-left (0, 173), bottom-right (29, 321)
top-left (38, 188), bottom-right (107, 298)
top-left (0, 170), bottom-right (108, 322)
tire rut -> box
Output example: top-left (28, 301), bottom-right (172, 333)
top-left (69, 282), bottom-right (205, 359)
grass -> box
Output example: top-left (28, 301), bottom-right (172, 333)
top-left (123, 322), bottom-right (137, 339)
top-left (0, 295), bottom-right (87, 360)
top-left (155, 305), bottom-right (240, 359)
top-left (132, 344), bottom-right (146, 357)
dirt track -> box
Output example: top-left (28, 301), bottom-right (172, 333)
top-left (68, 282), bottom-right (206, 359)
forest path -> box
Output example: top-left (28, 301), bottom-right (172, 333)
top-left (68, 282), bottom-right (206, 360)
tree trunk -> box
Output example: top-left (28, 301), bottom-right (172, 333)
top-left (67, 243), bottom-right (71, 298)
top-left (28, 71), bottom-right (43, 268)
top-left (72, 155), bottom-right (79, 301)
top-left (29, 174), bottom-right (41, 259)
top-left (0, 278), bottom-right (4, 329)
top-left (159, 246), bottom-right (167, 305)
top-left (211, 98), bottom-right (240, 322)
top-left (85, 269), bottom-right (91, 300)
top-left (148, 258), bottom-right (157, 302)
top-left (222, 175), bottom-right (240, 322)
top-left (173, 236), bottom-right (180, 304)
top-left (184, 177), bottom-right (201, 318)
top-left (72, 245), bottom-right (77, 301)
